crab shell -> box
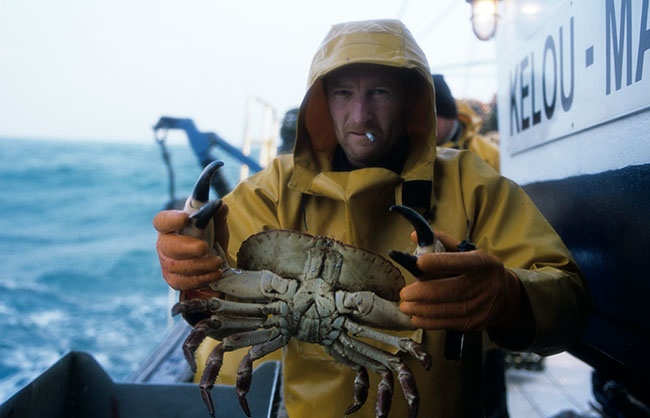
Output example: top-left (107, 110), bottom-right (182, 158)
top-left (235, 229), bottom-right (405, 302)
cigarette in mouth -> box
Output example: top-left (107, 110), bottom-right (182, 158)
top-left (365, 132), bottom-right (375, 142)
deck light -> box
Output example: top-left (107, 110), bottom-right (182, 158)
top-left (466, 0), bottom-right (499, 41)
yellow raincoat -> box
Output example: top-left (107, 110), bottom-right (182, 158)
top-left (194, 19), bottom-right (590, 417)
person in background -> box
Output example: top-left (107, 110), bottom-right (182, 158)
top-left (154, 19), bottom-right (590, 417)
top-left (433, 74), bottom-right (500, 172)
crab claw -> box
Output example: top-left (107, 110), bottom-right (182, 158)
top-left (181, 161), bottom-right (225, 243)
top-left (388, 205), bottom-right (434, 250)
top-left (389, 205), bottom-right (465, 362)
top-left (189, 199), bottom-right (223, 229)
top-left (388, 205), bottom-right (436, 274)
top-left (184, 160), bottom-right (224, 213)
top-left (387, 250), bottom-right (422, 277)
top-left (193, 160), bottom-right (224, 203)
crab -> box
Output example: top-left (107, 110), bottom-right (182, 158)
top-left (173, 161), bottom-right (437, 418)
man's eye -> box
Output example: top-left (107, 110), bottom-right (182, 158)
top-left (373, 88), bottom-right (389, 96)
top-left (333, 89), bottom-right (352, 97)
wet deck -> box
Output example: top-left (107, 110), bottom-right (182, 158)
top-left (506, 352), bottom-right (601, 417)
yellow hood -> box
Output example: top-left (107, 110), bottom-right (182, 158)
top-left (456, 100), bottom-right (483, 140)
top-left (290, 19), bottom-right (438, 198)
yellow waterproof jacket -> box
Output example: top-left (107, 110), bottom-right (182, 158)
top-left (442, 100), bottom-right (500, 172)
top-left (195, 19), bottom-right (590, 417)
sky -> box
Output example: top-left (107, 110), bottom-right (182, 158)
top-left (0, 0), bottom-right (497, 145)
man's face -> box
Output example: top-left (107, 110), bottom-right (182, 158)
top-left (325, 64), bottom-right (409, 168)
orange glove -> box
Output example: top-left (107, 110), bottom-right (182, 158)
top-left (399, 230), bottom-right (534, 341)
top-left (153, 202), bottom-right (230, 291)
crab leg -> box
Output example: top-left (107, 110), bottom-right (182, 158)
top-left (173, 297), bottom-right (287, 318)
top-left (350, 367), bottom-right (371, 414)
top-left (342, 318), bottom-right (431, 370)
top-left (236, 333), bottom-right (290, 417)
top-left (173, 305), bottom-right (284, 371)
top-left (210, 269), bottom-right (298, 301)
top-left (199, 342), bottom-right (227, 417)
top-left (179, 316), bottom-right (274, 372)
top-left (335, 290), bottom-right (414, 330)
top-left (330, 341), bottom-right (394, 418)
top-left (376, 370), bottom-right (395, 418)
top-left (179, 318), bottom-right (214, 372)
top-left (338, 333), bottom-right (420, 418)
top-left (173, 302), bottom-right (276, 336)
top-left (200, 328), bottom-right (283, 418)
top-left (326, 345), bottom-right (370, 414)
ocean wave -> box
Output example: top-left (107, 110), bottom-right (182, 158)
top-left (0, 345), bottom-right (67, 404)
top-left (0, 276), bottom-right (42, 292)
top-left (28, 309), bottom-right (67, 329)
top-left (0, 138), bottom-right (237, 404)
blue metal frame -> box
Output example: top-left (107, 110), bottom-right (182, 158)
top-left (153, 116), bottom-right (263, 173)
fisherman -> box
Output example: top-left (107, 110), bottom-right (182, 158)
top-left (433, 74), bottom-right (500, 172)
top-left (154, 19), bottom-right (591, 417)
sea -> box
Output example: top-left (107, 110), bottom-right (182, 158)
top-left (0, 137), bottom-right (244, 404)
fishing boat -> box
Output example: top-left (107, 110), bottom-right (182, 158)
top-left (3, 1), bottom-right (650, 415)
